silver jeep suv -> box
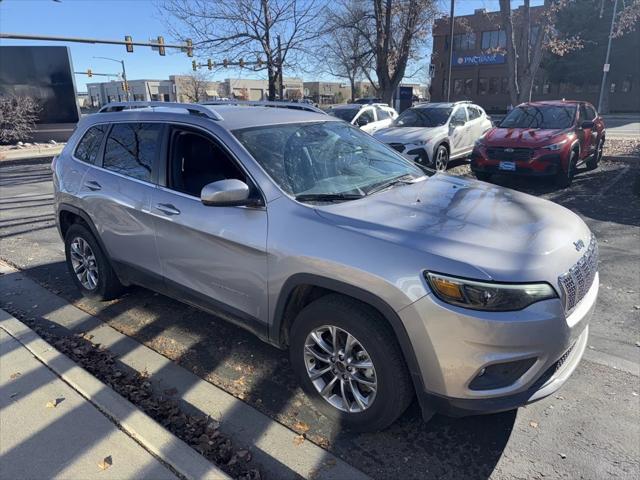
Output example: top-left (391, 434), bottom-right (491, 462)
top-left (54, 101), bottom-right (598, 431)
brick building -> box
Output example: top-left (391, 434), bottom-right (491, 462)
top-left (430, 7), bottom-right (639, 113)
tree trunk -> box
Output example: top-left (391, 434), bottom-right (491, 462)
top-left (499, 0), bottom-right (520, 106)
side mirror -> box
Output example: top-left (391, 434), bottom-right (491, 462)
top-left (581, 120), bottom-right (594, 129)
top-left (355, 116), bottom-right (369, 127)
top-left (450, 118), bottom-right (464, 128)
top-left (200, 179), bottom-right (253, 207)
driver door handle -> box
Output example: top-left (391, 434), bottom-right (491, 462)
top-left (84, 180), bottom-right (102, 191)
top-left (155, 203), bottom-right (181, 216)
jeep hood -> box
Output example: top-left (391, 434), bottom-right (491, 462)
top-left (373, 126), bottom-right (443, 144)
top-left (313, 174), bottom-right (591, 283)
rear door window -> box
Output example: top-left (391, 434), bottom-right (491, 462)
top-left (74, 125), bottom-right (108, 164)
top-left (103, 123), bottom-right (164, 182)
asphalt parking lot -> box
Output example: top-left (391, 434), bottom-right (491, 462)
top-left (0, 155), bottom-right (638, 479)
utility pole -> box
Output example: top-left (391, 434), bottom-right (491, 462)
top-left (277, 34), bottom-right (284, 100)
top-left (446, 0), bottom-right (455, 102)
top-left (597, 0), bottom-right (618, 113)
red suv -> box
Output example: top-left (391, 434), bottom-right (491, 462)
top-left (471, 100), bottom-right (605, 187)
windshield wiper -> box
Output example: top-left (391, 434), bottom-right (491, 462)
top-left (295, 193), bottom-right (364, 203)
top-left (365, 174), bottom-right (421, 195)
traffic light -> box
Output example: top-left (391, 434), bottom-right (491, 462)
top-left (157, 36), bottom-right (165, 56)
top-left (192, 60), bottom-right (197, 71)
top-left (223, 59), bottom-right (228, 68)
top-left (186, 39), bottom-right (193, 57)
top-left (87, 69), bottom-right (92, 77)
top-left (207, 59), bottom-right (212, 70)
top-left (125, 35), bottom-right (133, 53)
top-left (239, 58), bottom-right (244, 68)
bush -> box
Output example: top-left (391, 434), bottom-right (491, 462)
top-left (0, 95), bottom-right (41, 144)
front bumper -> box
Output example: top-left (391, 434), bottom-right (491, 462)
top-left (387, 142), bottom-right (432, 165)
top-left (471, 147), bottom-right (565, 176)
top-left (399, 272), bottom-right (598, 418)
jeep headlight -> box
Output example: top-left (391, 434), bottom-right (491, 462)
top-left (425, 272), bottom-right (557, 311)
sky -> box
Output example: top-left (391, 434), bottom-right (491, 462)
top-left (0, 0), bottom-right (543, 92)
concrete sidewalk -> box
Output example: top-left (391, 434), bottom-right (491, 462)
top-left (0, 326), bottom-right (178, 479)
top-left (0, 310), bottom-right (230, 480)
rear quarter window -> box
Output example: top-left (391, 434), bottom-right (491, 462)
top-left (103, 123), bottom-right (163, 182)
top-left (74, 124), bottom-right (108, 164)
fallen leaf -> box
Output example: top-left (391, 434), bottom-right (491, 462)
top-left (293, 434), bottom-right (305, 446)
top-left (559, 453), bottom-right (567, 459)
top-left (529, 421), bottom-right (539, 428)
top-left (9, 372), bottom-right (21, 380)
top-left (98, 456), bottom-right (113, 470)
top-left (46, 397), bottom-right (65, 408)
top-left (294, 421), bottom-right (310, 434)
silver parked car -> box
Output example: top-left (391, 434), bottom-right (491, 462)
top-left (373, 101), bottom-right (493, 171)
top-left (54, 101), bottom-right (597, 431)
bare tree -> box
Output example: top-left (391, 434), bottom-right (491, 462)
top-left (178, 70), bottom-right (212, 103)
top-left (331, 0), bottom-right (438, 104)
top-left (320, 2), bottom-right (372, 102)
top-left (0, 95), bottom-right (41, 144)
top-left (160, 0), bottom-right (320, 101)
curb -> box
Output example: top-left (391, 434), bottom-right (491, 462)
top-left (0, 155), bottom-right (56, 167)
top-left (0, 309), bottom-right (231, 480)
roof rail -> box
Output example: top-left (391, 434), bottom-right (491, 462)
top-left (203, 100), bottom-right (326, 115)
top-left (454, 100), bottom-right (472, 104)
top-left (98, 101), bottom-right (223, 121)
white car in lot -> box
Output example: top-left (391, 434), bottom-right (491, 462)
top-left (373, 101), bottom-right (493, 171)
top-left (328, 103), bottom-right (398, 134)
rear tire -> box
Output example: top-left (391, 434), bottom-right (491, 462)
top-left (64, 223), bottom-right (123, 301)
top-left (555, 149), bottom-right (578, 188)
top-left (289, 294), bottom-right (414, 432)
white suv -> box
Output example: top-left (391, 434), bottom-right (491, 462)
top-left (373, 101), bottom-right (493, 171)
top-left (328, 103), bottom-right (398, 134)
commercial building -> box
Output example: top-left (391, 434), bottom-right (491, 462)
top-left (87, 79), bottom-right (175, 107)
top-left (430, 7), bottom-right (639, 112)
top-left (303, 81), bottom-right (350, 104)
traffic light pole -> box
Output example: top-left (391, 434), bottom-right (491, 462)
top-left (120, 59), bottom-right (130, 101)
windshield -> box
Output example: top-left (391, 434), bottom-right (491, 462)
top-left (233, 121), bottom-right (424, 199)
top-left (393, 107), bottom-right (452, 128)
top-left (500, 105), bottom-right (576, 129)
top-left (328, 107), bottom-right (360, 122)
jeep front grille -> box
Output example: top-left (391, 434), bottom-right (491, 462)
top-left (558, 234), bottom-right (598, 314)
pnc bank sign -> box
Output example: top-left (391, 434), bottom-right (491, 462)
top-left (453, 53), bottom-right (506, 66)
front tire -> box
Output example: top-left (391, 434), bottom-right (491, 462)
top-left (586, 138), bottom-right (604, 170)
top-left (64, 223), bottom-right (123, 301)
top-left (555, 149), bottom-right (578, 188)
top-left (289, 294), bottom-right (414, 432)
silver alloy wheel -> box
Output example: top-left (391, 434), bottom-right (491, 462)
top-left (304, 325), bottom-right (377, 413)
top-left (434, 147), bottom-right (448, 171)
top-left (69, 237), bottom-right (99, 290)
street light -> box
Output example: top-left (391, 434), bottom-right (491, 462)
top-left (93, 56), bottom-right (130, 101)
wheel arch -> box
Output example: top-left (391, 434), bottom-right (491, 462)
top-left (271, 273), bottom-right (429, 412)
top-left (58, 204), bottom-right (114, 268)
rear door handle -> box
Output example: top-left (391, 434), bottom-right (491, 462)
top-left (155, 203), bottom-right (181, 216)
top-left (84, 180), bottom-right (101, 191)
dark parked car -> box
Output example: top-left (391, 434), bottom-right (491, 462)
top-left (471, 100), bottom-right (606, 187)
